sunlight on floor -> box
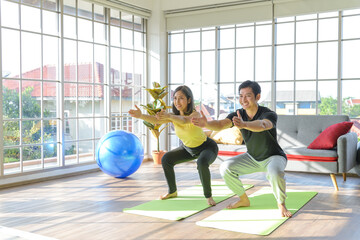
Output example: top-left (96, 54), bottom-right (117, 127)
top-left (0, 225), bottom-right (57, 240)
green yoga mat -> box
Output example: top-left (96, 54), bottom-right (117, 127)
top-left (196, 187), bottom-right (317, 235)
top-left (123, 182), bottom-right (253, 221)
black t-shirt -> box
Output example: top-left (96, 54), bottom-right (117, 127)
top-left (226, 106), bottom-right (287, 161)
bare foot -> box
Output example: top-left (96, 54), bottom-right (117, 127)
top-left (226, 193), bottom-right (250, 209)
top-left (278, 202), bottom-right (292, 217)
top-left (207, 197), bottom-right (216, 206)
top-left (159, 191), bottom-right (177, 200)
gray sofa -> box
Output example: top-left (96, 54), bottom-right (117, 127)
top-left (216, 114), bottom-right (358, 191)
top-left (354, 142), bottom-right (360, 176)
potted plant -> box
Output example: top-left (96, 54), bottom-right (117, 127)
top-left (141, 82), bottom-right (170, 164)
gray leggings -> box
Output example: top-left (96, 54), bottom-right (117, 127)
top-left (161, 137), bottom-right (218, 198)
top-left (220, 153), bottom-right (288, 203)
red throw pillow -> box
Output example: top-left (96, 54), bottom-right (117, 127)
top-left (307, 121), bottom-right (354, 149)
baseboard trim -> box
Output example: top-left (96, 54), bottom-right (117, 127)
top-left (0, 164), bottom-right (101, 189)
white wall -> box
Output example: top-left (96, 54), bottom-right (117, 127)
top-left (162, 0), bottom-right (360, 31)
top-left (121, 0), bottom-right (154, 9)
top-left (123, 0), bottom-right (248, 11)
top-left (160, 0), bottom-right (249, 11)
top-left (145, 0), bottom-right (169, 152)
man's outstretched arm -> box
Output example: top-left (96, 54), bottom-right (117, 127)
top-left (232, 111), bottom-right (273, 132)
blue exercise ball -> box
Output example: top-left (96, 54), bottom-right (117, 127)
top-left (96, 130), bottom-right (144, 178)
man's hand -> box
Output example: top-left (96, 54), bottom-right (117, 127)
top-left (232, 110), bottom-right (246, 129)
top-left (191, 110), bottom-right (208, 128)
top-left (128, 105), bottom-right (142, 118)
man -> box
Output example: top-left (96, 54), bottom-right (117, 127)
top-left (191, 80), bottom-right (292, 217)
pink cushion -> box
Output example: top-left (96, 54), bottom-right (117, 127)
top-left (307, 122), bottom-right (353, 149)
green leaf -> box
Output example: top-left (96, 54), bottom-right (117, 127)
top-left (145, 89), bottom-right (159, 100)
top-left (152, 82), bottom-right (161, 88)
top-left (143, 121), bottom-right (154, 129)
top-left (158, 91), bottom-right (168, 99)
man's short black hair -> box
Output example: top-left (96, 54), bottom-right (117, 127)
top-left (238, 80), bottom-right (261, 97)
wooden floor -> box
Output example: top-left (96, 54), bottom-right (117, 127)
top-left (1, 161), bottom-right (360, 240)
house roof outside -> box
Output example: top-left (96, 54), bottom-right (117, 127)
top-left (346, 98), bottom-right (360, 106)
top-left (2, 63), bottom-right (138, 99)
top-left (195, 103), bottom-right (215, 120)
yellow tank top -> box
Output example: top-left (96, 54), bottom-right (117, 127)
top-left (173, 121), bottom-right (207, 148)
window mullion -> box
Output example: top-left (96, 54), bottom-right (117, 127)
top-left (59, 0), bottom-right (65, 167)
top-left (337, 11), bottom-right (343, 115)
top-left (0, 0), bottom-right (4, 176)
top-left (215, 27), bottom-right (220, 117)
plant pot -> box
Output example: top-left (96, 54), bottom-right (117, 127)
top-left (152, 150), bottom-right (166, 165)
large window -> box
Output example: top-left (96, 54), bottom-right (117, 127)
top-left (168, 9), bottom-right (360, 147)
top-left (275, 13), bottom-right (340, 115)
top-left (168, 23), bottom-right (273, 147)
top-left (1, 0), bottom-right (147, 176)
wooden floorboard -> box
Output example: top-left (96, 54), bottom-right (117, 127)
top-left (1, 161), bottom-right (360, 240)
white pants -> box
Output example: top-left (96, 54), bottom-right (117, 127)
top-left (220, 153), bottom-right (288, 204)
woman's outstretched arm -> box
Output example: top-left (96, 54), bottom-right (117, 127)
top-left (156, 109), bottom-right (200, 125)
top-left (128, 105), bottom-right (170, 124)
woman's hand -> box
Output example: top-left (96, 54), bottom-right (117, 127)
top-left (128, 105), bottom-right (142, 118)
top-left (156, 109), bottom-right (171, 121)
top-left (191, 110), bottom-right (208, 128)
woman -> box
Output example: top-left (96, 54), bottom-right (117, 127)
top-left (128, 85), bottom-right (219, 206)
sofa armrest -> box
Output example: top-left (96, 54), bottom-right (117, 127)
top-left (337, 132), bottom-right (358, 172)
top-left (357, 141), bottom-right (360, 165)
top-left (354, 142), bottom-right (360, 176)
